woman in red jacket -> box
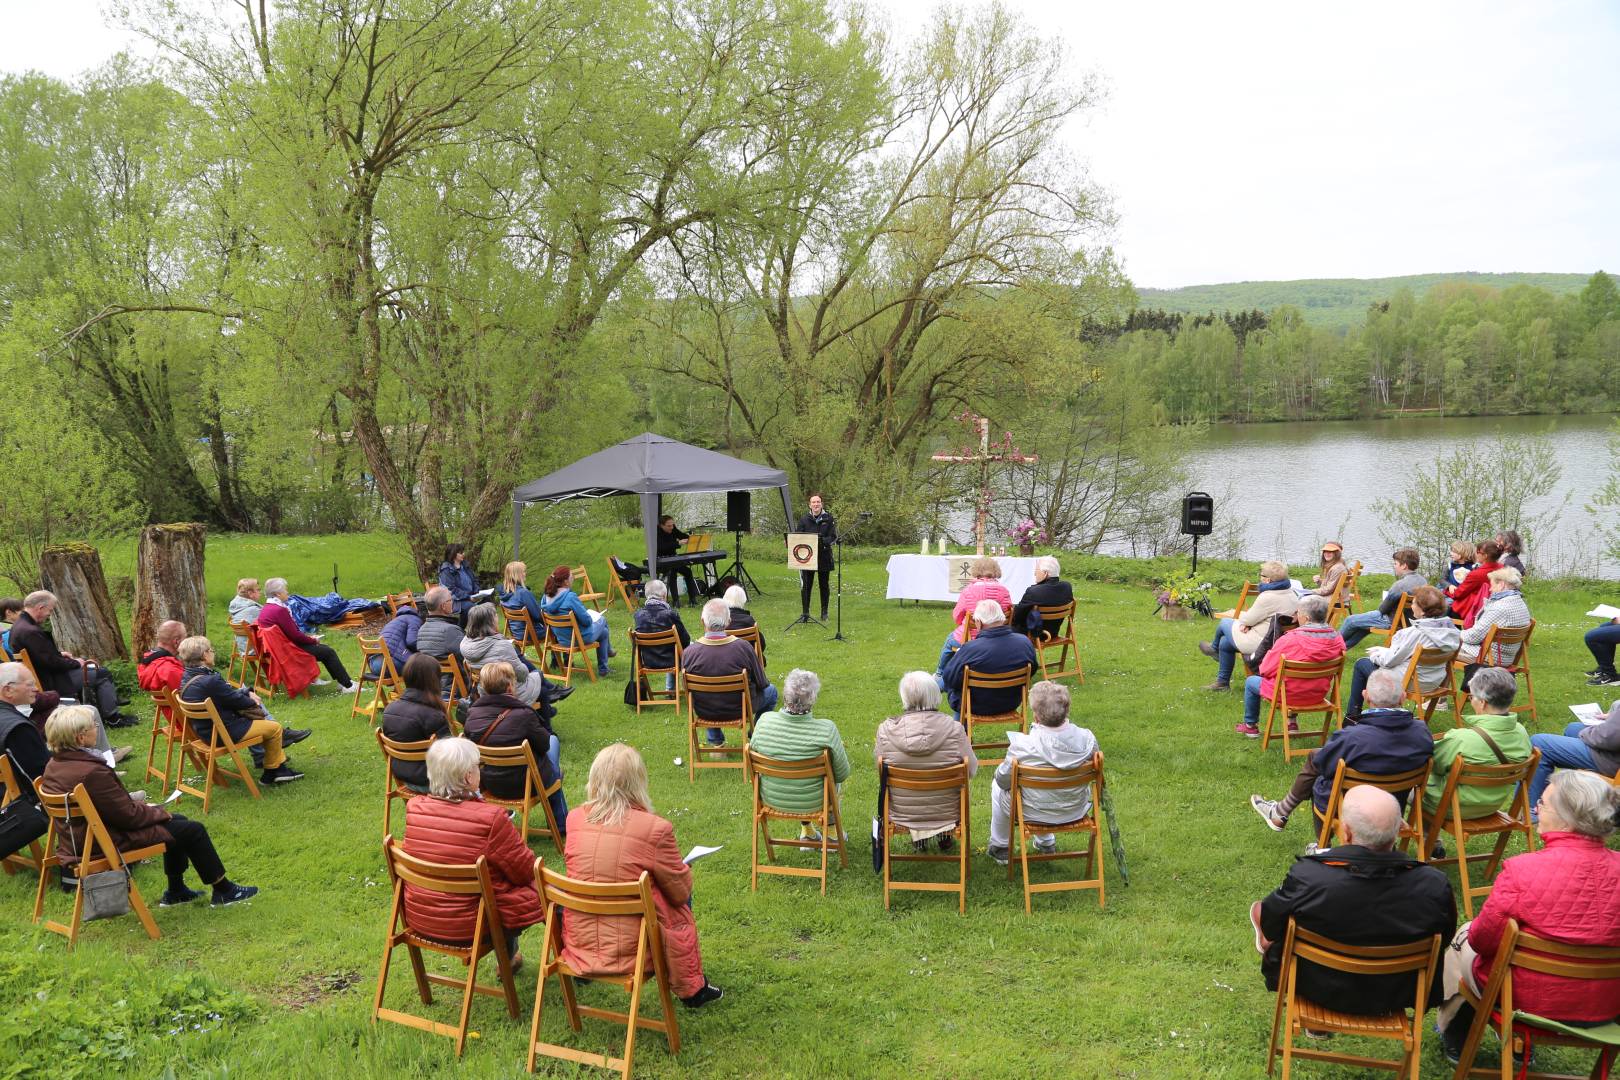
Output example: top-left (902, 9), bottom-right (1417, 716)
top-left (1446, 539), bottom-right (1504, 629)
top-left (562, 743), bottom-right (723, 1008)
top-left (1436, 769), bottom-right (1620, 1061)
top-left (402, 737), bottom-right (543, 963)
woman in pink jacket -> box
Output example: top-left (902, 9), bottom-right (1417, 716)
top-left (933, 557), bottom-right (1013, 675)
top-left (1436, 769), bottom-right (1620, 1061)
top-left (562, 744), bottom-right (723, 1008)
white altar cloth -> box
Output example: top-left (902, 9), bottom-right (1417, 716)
top-left (883, 554), bottom-right (1039, 603)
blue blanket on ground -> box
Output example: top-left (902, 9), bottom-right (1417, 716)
top-left (287, 592), bottom-right (385, 632)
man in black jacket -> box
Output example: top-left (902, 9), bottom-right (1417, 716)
top-left (1250, 785), bottom-right (1455, 1016)
top-left (9, 591), bottom-right (137, 727)
top-left (795, 494), bottom-right (835, 621)
top-left (0, 661), bottom-right (49, 797)
top-left (655, 515), bottom-right (700, 607)
top-left (1011, 556), bottom-right (1074, 637)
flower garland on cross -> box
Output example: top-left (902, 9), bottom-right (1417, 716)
top-left (930, 411), bottom-right (1037, 556)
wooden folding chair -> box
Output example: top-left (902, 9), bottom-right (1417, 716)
top-left (226, 619), bottom-right (258, 687)
top-left (476, 742), bottom-right (564, 852)
top-left (1452, 622), bottom-right (1537, 724)
top-left (1223, 581), bottom-right (1256, 621)
top-left (439, 654), bottom-right (471, 727)
top-left (878, 758), bottom-right (971, 914)
top-left (570, 566), bottom-right (607, 611)
top-left (1032, 602), bottom-right (1083, 684)
top-left (171, 696), bottom-right (265, 815)
top-left (1325, 571), bottom-right (1354, 628)
top-left (683, 671), bottom-right (754, 782)
top-left (12, 647), bottom-right (43, 690)
top-left (748, 749), bottom-right (847, 895)
top-left (143, 685), bottom-right (183, 790)
top-left (961, 663), bottom-right (1031, 767)
top-left (1007, 752), bottom-right (1105, 914)
top-left (31, 779), bottom-right (164, 947)
top-left (372, 836), bottom-right (520, 1057)
top-left (604, 559), bottom-right (642, 612)
top-left (501, 605), bottom-right (546, 658)
top-left (1267, 920), bottom-right (1441, 1079)
top-left (527, 860), bottom-right (681, 1079)
top-left (1450, 919), bottom-right (1620, 1080)
top-left (1365, 592), bottom-right (1412, 647)
top-left (1399, 643), bottom-right (1460, 725)
top-left (236, 623), bottom-right (276, 698)
top-left (385, 589), bottom-right (418, 616)
top-left (0, 756), bottom-right (45, 878)
top-left (1345, 560), bottom-right (1364, 608)
top-left (727, 624), bottom-right (764, 665)
top-left (352, 634), bottom-right (392, 722)
top-left (628, 628), bottom-right (681, 712)
top-left (541, 610), bottom-right (600, 685)
top-left (1421, 750), bottom-right (1539, 918)
top-left (377, 730), bottom-right (435, 836)
top-left (1260, 656), bottom-right (1346, 762)
top-left (1314, 759), bottom-right (1431, 855)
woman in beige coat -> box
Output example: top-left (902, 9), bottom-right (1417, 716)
top-left (873, 671), bottom-right (978, 850)
top-left (1200, 560), bottom-right (1299, 690)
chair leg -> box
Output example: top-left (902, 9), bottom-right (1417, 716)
top-left (407, 943), bottom-right (433, 1005)
top-left (750, 813), bottom-right (760, 892)
top-left (127, 877), bottom-right (161, 940)
top-left (1454, 824), bottom-right (1476, 919)
top-left (453, 928), bottom-right (483, 1057)
top-left (621, 939), bottom-right (647, 1080)
top-left (373, 938), bottom-right (395, 1022)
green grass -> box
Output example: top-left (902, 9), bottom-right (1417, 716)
top-left (1, 531), bottom-right (1611, 1077)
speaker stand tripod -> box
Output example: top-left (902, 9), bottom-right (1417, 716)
top-left (718, 530), bottom-right (761, 595)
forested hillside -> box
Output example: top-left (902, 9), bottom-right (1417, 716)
top-left (1138, 272), bottom-right (1591, 330)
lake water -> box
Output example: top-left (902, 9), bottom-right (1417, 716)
top-left (1183, 413), bottom-right (1618, 577)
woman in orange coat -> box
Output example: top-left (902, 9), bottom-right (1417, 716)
top-left (402, 737), bottom-right (543, 963)
top-left (562, 743), bottom-right (723, 1007)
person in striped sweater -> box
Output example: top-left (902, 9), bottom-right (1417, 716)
top-left (1456, 567), bottom-right (1531, 686)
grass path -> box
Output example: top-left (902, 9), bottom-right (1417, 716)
top-left (0, 531), bottom-right (1609, 1077)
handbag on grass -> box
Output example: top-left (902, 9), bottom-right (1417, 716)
top-left (870, 763), bottom-right (888, 874)
top-left (60, 789), bottom-right (131, 921)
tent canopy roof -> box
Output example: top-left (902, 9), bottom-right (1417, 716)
top-left (512, 433), bottom-right (789, 506)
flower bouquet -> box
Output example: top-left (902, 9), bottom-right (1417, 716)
top-left (1154, 571), bottom-right (1214, 620)
top-left (1006, 519), bottom-right (1049, 557)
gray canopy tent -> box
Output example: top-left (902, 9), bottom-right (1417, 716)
top-left (510, 433), bottom-right (793, 581)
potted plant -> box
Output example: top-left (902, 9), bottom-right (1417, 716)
top-left (1005, 519), bottom-right (1049, 557)
top-left (1154, 571), bottom-right (1214, 620)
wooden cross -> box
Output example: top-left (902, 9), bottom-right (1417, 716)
top-left (930, 413), bottom-right (1035, 556)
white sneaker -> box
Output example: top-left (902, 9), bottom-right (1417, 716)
top-left (339, 682), bottom-right (360, 694)
top-left (311, 678), bottom-right (332, 687)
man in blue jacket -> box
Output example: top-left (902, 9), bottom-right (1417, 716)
top-left (1249, 668), bottom-right (1432, 844)
top-left (942, 599), bottom-right (1037, 719)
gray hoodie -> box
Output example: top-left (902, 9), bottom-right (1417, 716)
top-left (227, 595), bottom-right (262, 649)
top-left (1367, 616), bottom-right (1462, 691)
top-left (458, 634), bottom-right (543, 705)
top-left (993, 721), bottom-right (1100, 821)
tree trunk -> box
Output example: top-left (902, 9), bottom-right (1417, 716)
top-left (37, 544), bottom-right (129, 661)
top-left (132, 524), bottom-right (208, 655)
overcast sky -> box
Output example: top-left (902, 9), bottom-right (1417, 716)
top-left (5, 0), bottom-right (1616, 287)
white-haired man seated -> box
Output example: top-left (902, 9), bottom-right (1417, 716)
top-left (1249, 786), bottom-right (1455, 1019)
top-left (941, 598), bottom-right (1037, 720)
top-left (1011, 556), bottom-right (1074, 638)
top-left (681, 598), bottom-right (776, 747)
top-left (987, 681), bottom-right (1097, 865)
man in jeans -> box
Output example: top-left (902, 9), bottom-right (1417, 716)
top-left (1340, 548), bottom-right (1427, 649)
top-left (1250, 669), bottom-right (1433, 847)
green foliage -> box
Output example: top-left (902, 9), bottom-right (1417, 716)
top-left (1372, 432), bottom-right (1567, 573)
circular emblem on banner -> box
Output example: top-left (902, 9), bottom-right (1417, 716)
top-left (792, 543), bottom-right (814, 563)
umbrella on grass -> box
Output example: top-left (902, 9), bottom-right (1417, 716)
top-left (1100, 783), bottom-right (1130, 885)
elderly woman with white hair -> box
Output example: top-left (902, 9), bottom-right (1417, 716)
top-left (988, 681), bottom-right (1098, 866)
top-left (750, 669), bottom-right (851, 827)
top-left (873, 671), bottom-right (977, 851)
top-left (722, 585), bottom-right (766, 665)
top-left (255, 576), bottom-right (357, 692)
top-left (1435, 769), bottom-right (1620, 1061)
top-left (940, 598), bottom-right (1037, 720)
top-left (401, 737), bottom-right (543, 964)
top-left (1011, 556), bottom-right (1074, 638)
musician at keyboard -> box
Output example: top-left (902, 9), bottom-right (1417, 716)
top-left (657, 514), bottom-right (701, 606)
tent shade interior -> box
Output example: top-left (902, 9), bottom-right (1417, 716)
top-left (510, 433), bottom-right (794, 578)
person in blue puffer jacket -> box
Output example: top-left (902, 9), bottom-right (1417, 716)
top-left (541, 565), bottom-right (614, 677)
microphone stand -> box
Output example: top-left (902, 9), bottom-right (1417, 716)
top-left (830, 512), bottom-right (871, 643)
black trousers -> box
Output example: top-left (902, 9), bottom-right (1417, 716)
top-left (298, 641), bottom-right (351, 685)
top-left (163, 814), bottom-right (226, 888)
top-left (800, 568), bottom-right (830, 615)
top-left (663, 567), bottom-right (700, 606)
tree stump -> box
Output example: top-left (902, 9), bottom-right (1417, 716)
top-left (37, 544), bottom-right (129, 661)
top-left (132, 524), bottom-right (208, 654)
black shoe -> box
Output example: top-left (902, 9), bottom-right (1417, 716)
top-left (935, 835), bottom-right (955, 853)
top-left (211, 882), bottom-right (259, 906)
top-left (116, 695), bottom-right (131, 707)
top-left (104, 713), bottom-right (139, 729)
top-left (282, 728), bottom-right (312, 747)
top-left (159, 886), bottom-right (204, 907)
top-left (1438, 1023), bottom-right (1464, 1065)
top-left (542, 685), bottom-right (575, 704)
top-left (820, 611), bottom-right (829, 622)
top-left (680, 982), bottom-right (724, 1008)
top-left (260, 764), bottom-right (305, 784)
top-left (1588, 671), bottom-right (1620, 687)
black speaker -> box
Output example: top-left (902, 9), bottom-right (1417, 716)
top-left (1180, 491), bottom-right (1214, 536)
top-left (726, 490), bottom-right (751, 533)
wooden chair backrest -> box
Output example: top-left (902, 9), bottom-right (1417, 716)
top-left (1035, 602), bottom-right (1075, 637)
top-left (500, 606), bottom-right (543, 651)
top-left (32, 780), bottom-right (131, 872)
top-left (229, 619), bottom-right (257, 647)
top-left (728, 624), bottom-right (764, 659)
top-left (1317, 758), bottom-right (1430, 850)
top-left (1400, 643), bottom-right (1460, 693)
top-left (883, 759), bottom-right (971, 796)
top-left (1472, 620), bottom-right (1534, 668)
top-left (1384, 591), bottom-right (1411, 635)
top-left (540, 609), bottom-right (587, 647)
top-left (438, 655), bottom-right (469, 700)
top-left (172, 694), bottom-right (244, 750)
top-left (377, 729), bottom-right (435, 772)
top-left (357, 633), bottom-right (386, 665)
top-left (385, 590), bottom-right (417, 615)
top-left (1345, 561), bottom-right (1364, 604)
top-left (1431, 749), bottom-right (1540, 823)
top-left (1280, 920), bottom-right (1440, 1009)
top-left (569, 566), bottom-right (603, 599)
top-left (536, 862), bottom-right (657, 922)
top-left (1493, 919), bottom-right (1620, 987)
top-left (12, 648), bottom-right (41, 687)
top-left (1269, 656), bottom-right (1343, 698)
top-left (683, 670), bottom-right (754, 723)
top-left (1231, 581), bottom-right (1256, 619)
top-left (962, 663), bottom-right (1032, 717)
top-left (605, 558), bottom-right (639, 608)
top-left (1009, 752), bottom-right (1102, 799)
top-left (630, 627), bottom-right (682, 671)
top-left (475, 741), bottom-right (547, 795)
top-left (382, 835), bottom-right (497, 902)
top-left (748, 748), bottom-right (834, 786)
top-left (0, 755), bottom-right (31, 809)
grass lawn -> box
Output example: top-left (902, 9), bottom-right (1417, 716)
top-left (1, 530), bottom-right (1610, 1078)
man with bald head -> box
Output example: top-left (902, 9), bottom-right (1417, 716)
top-left (138, 620), bottom-right (188, 697)
top-left (1249, 785), bottom-right (1455, 1017)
